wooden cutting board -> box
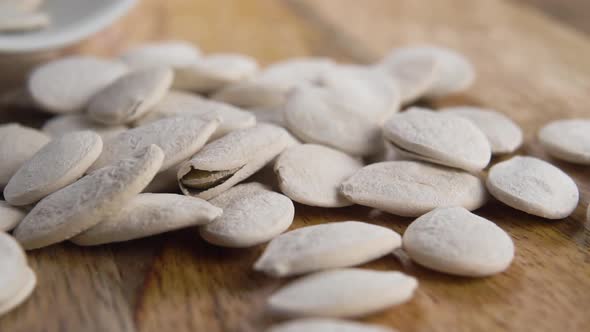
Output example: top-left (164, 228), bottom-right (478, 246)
top-left (1, 0), bottom-right (589, 331)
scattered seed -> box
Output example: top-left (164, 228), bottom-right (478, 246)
top-left (4, 131), bottom-right (103, 206)
top-left (0, 123), bottom-right (50, 187)
top-left (212, 57), bottom-right (335, 109)
top-left (262, 57), bottom-right (335, 85)
top-left (383, 107), bottom-right (491, 172)
top-left (341, 161), bottom-right (487, 216)
top-left (87, 67), bottom-right (174, 125)
top-left (42, 114), bottom-right (128, 140)
top-left (28, 56), bottom-right (128, 113)
top-left (72, 193), bottom-right (221, 246)
top-left (385, 46), bottom-right (475, 98)
top-left (0, 266), bottom-right (36, 316)
top-left (274, 144), bottom-right (363, 207)
top-left (267, 268), bottom-right (417, 318)
top-left (178, 124), bottom-right (293, 200)
top-left (318, 65), bottom-right (400, 117)
top-left (538, 119), bottom-right (590, 165)
top-left (254, 221), bottom-right (401, 277)
top-left (0, 232), bottom-right (35, 316)
top-left (486, 156), bottom-right (579, 219)
top-left (200, 182), bottom-right (294, 248)
top-left (212, 80), bottom-right (289, 109)
top-left (0, 232), bottom-right (28, 303)
top-left (403, 207), bottom-right (514, 277)
top-left (133, 91), bottom-right (256, 139)
top-left (266, 318), bottom-right (396, 332)
top-left (440, 106), bottom-right (523, 155)
top-left (173, 54), bottom-right (259, 93)
top-left (284, 79), bottom-right (394, 157)
top-left (89, 115), bottom-right (219, 172)
top-left (13, 145), bottom-right (164, 250)
top-left (0, 201), bottom-right (25, 232)
top-left (376, 51), bottom-right (439, 104)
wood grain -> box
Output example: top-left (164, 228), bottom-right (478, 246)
top-left (519, 0), bottom-right (590, 34)
top-left (1, 1), bottom-right (589, 331)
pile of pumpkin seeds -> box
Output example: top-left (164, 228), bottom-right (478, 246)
top-left (0, 39), bottom-right (588, 331)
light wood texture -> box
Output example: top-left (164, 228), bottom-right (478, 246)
top-left (1, 1), bottom-right (589, 331)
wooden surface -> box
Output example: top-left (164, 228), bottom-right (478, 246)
top-left (520, 0), bottom-right (590, 34)
top-left (1, 0), bottom-right (590, 331)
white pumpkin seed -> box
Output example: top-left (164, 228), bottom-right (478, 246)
top-left (274, 144), bottom-right (362, 207)
top-left (178, 124), bottom-right (293, 200)
top-left (383, 107), bottom-right (491, 172)
top-left (284, 83), bottom-right (391, 157)
top-left (0, 266), bottom-right (36, 316)
top-left (440, 106), bottom-right (523, 154)
top-left (266, 318), bottom-right (395, 332)
top-left (538, 119), bottom-right (590, 165)
top-left (317, 65), bottom-right (401, 117)
top-left (0, 123), bottom-right (50, 187)
top-left (212, 80), bottom-right (288, 109)
top-left (42, 114), bottom-right (128, 140)
top-left (13, 145), bottom-right (164, 250)
top-left (212, 57), bottom-right (335, 109)
top-left (403, 207), bottom-right (514, 277)
top-left (341, 161), bottom-right (487, 217)
top-left (486, 156), bottom-right (579, 219)
top-left (254, 221), bottom-right (401, 277)
top-left (0, 232), bottom-right (28, 304)
top-left (200, 182), bottom-right (294, 248)
top-left (132, 91), bottom-right (256, 139)
top-left (262, 57), bottom-right (335, 86)
top-left (0, 201), bottom-right (25, 232)
top-left (385, 46), bottom-right (475, 98)
top-left (173, 54), bottom-right (258, 93)
top-left (120, 40), bottom-right (201, 69)
top-left (0, 232), bottom-right (35, 315)
top-left (28, 56), bottom-right (128, 113)
top-left (72, 193), bottom-right (221, 246)
top-left (4, 131), bottom-right (103, 206)
top-left (87, 67), bottom-right (173, 125)
top-left (90, 115), bottom-right (219, 172)
top-left (267, 268), bottom-right (417, 318)
top-left (376, 51), bottom-right (439, 104)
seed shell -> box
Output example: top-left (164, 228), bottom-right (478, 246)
top-left (13, 145), bottom-right (164, 250)
top-left (72, 193), bottom-right (221, 246)
top-left (267, 268), bottom-right (418, 318)
top-left (403, 207), bottom-right (514, 277)
top-left (200, 183), bottom-right (294, 248)
top-left (254, 221), bottom-right (401, 277)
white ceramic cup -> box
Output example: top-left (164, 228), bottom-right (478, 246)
top-left (0, 0), bottom-right (136, 92)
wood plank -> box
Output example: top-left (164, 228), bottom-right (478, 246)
top-left (0, 0), bottom-right (589, 331)
top-left (518, 0), bottom-right (590, 34)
